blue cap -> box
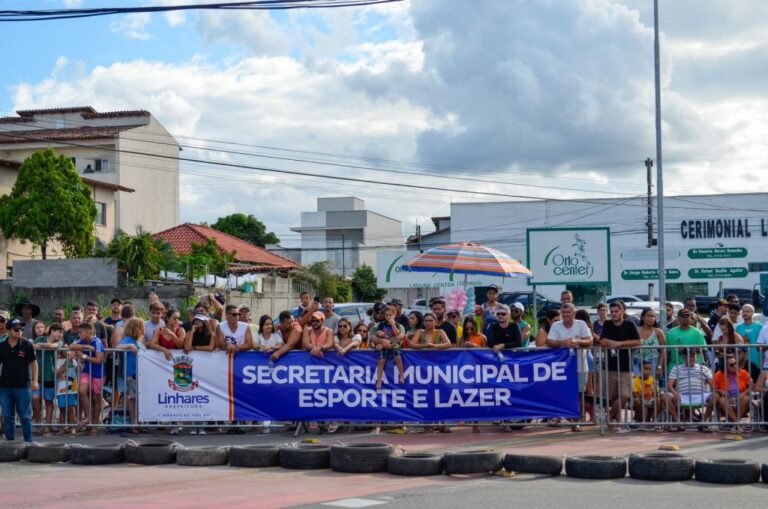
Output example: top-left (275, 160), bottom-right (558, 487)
top-left (487, 284), bottom-right (500, 291)
top-left (8, 318), bottom-right (22, 329)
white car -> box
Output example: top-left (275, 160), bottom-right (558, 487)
top-left (409, 299), bottom-right (430, 312)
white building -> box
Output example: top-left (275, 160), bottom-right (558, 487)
top-left (447, 193), bottom-right (768, 304)
top-left (289, 197), bottom-right (402, 276)
top-left (0, 106), bottom-right (180, 243)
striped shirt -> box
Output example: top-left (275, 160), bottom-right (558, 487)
top-left (669, 364), bottom-right (712, 396)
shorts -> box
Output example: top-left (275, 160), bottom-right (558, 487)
top-left (607, 371), bottom-right (633, 401)
top-left (56, 394), bottom-right (78, 408)
top-left (378, 344), bottom-right (401, 360)
top-left (586, 351), bottom-right (595, 372)
top-left (679, 393), bottom-right (711, 407)
top-left (116, 377), bottom-right (137, 399)
top-left (578, 371), bottom-right (587, 393)
top-left (79, 374), bottom-right (103, 395)
top-left (34, 386), bottom-right (55, 402)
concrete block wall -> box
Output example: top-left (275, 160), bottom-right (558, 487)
top-left (13, 258), bottom-right (119, 288)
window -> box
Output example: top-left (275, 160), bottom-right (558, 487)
top-left (748, 262), bottom-right (768, 273)
top-left (95, 159), bottom-right (109, 172)
top-left (95, 202), bottom-right (106, 226)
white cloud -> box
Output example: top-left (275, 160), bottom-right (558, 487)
top-left (110, 13), bottom-right (152, 41)
top-left (63, 0), bottom-right (83, 7)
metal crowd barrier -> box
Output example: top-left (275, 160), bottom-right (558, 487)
top-left (17, 343), bottom-right (766, 436)
top-left (594, 343), bottom-right (768, 434)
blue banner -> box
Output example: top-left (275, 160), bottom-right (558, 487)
top-left (232, 349), bottom-right (579, 422)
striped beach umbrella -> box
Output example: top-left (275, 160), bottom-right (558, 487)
top-left (404, 242), bottom-right (532, 279)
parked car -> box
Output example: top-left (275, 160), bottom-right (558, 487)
top-left (408, 299), bottom-right (430, 312)
top-left (498, 291), bottom-right (561, 318)
top-left (600, 294), bottom-right (648, 305)
top-left (333, 303), bottom-right (374, 326)
top-left (694, 288), bottom-right (764, 314)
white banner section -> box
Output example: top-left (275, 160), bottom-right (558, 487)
top-left (138, 350), bottom-right (230, 422)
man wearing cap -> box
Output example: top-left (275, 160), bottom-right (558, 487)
top-left (510, 302), bottom-right (531, 340)
top-left (321, 297), bottom-right (341, 333)
top-left (0, 318), bottom-right (38, 442)
top-left (14, 300), bottom-right (40, 339)
top-left (239, 305), bottom-right (258, 337)
top-left (482, 284), bottom-right (503, 336)
top-left (666, 309), bottom-right (707, 368)
top-left (302, 311), bottom-right (334, 358)
top-left (389, 298), bottom-right (410, 330)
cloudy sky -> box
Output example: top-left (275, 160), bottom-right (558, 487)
top-left (1, 0), bottom-right (767, 247)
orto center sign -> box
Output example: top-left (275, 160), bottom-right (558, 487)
top-left (526, 228), bottom-right (611, 286)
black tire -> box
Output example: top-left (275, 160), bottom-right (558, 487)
top-left (0, 442), bottom-right (28, 462)
top-left (565, 456), bottom-right (627, 479)
top-left (27, 443), bottom-right (71, 463)
top-left (443, 449), bottom-right (503, 475)
top-left (695, 458), bottom-right (760, 484)
top-left (330, 443), bottom-right (392, 473)
top-left (229, 445), bottom-right (280, 468)
top-left (388, 452), bottom-right (444, 476)
top-left (177, 446), bottom-right (229, 467)
top-left (124, 439), bottom-right (179, 465)
top-left (504, 453), bottom-right (562, 476)
top-left (761, 463), bottom-right (768, 483)
top-left (70, 443), bottom-right (125, 465)
top-left (628, 453), bottom-right (694, 481)
top-left (279, 444), bottom-right (331, 470)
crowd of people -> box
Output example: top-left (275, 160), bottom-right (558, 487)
top-left (1, 286), bottom-right (768, 441)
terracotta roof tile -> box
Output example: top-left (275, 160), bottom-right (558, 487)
top-left (80, 110), bottom-right (150, 119)
top-left (15, 106), bottom-right (96, 116)
top-left (0, 125), bottom-right (137, 144)
top-left (154, 223), bottom-right (300, 269)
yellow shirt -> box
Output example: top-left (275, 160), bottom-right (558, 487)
top-left (633, 375), bottom-right (656, 401)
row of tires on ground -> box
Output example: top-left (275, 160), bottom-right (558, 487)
top-left (1, 440), bottom-right (766, 484)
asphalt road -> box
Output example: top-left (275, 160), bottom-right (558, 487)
top-left (2, 427), bottom-right (768, 508)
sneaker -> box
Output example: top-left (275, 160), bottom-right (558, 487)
top-left (198, 429), bottom-right (207, 435)
top-left (170, 427), bottom-right (182, 435)
top-left (326, 423), bottom-right (340, 434)
top-left (614, 426), bottom-right (631, 433)
top-left (189, 429), bottom-right (198, 435)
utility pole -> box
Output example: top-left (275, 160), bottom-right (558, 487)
top-left (341, 232), bottom-right (346, 278)
top-left (653, 0), bottom-right (667, 331)
top-left (645, 158), bottom-right (655, 248)
top-left (416, 224), bottom-right (422, 253)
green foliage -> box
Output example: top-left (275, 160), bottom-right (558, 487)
top-left (211, 213), bottom-right (279, 247)
top-left (100, 227), bottom-right (174, 284)
top-left (351, 263), bottom-right (386, 302)
top-left (302, 261), bottom-right (351, 303)
top-left (0, 149), bottom-right (96, 259)
top-left (176, 239), bottom-right (234, 280)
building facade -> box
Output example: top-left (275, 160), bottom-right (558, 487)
top-left (0, 106), bottom-right (180, 245)
top-left (289, 197), bottom-right (402, 276)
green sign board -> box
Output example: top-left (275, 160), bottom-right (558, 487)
top-left (688, 247), bottom-right (748, 259)
top-left (688, 267), bottom-right (748, 279)
top-left (621, 268), bottom-right (681, 281)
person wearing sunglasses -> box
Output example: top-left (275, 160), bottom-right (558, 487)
top-left (486, 304), bottom-right (523, 353)
top-left (0, 319), bottom-right (38, 442)
top-left (217, 304), bottom-right (253, 353)
top-left (713, 355), bottom-right (752, 433)
top-left (302, 311), bottom-right (334, 358)
top-left (0, 310), bottom-right (9, 342)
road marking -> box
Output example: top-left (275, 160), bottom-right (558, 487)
top-left (321, 498), bottom-right (388, 508)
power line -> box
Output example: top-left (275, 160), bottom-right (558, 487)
top-left (0, 0), bottom-right (403, 22)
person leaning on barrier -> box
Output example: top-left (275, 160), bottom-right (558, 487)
top-left (116, 318), bottom-right (144, 430)
top-left (534, 309), bottom-right (560, 347)
top-left (599, 300), bottom-right (641, 423)
top-left (736, 304), bottom-right (762, 383)
top-left (430, 298), bottom-right (457, 344)
top-left (148, 307), bottom-right (185, 359)
top-left (32, 323), bottom-right (63, 436)
top-left (69, 322), bottom-right (105, 432)
top-left (255, 314), bottom-right (284, 353)
top-left (217, 304), bottom-right (254, 353)
top-left (334, 317), bottom-right (360, 355)
top-left (486, 304), bottom-right (524, 353)
top-left (302, 311), bottom-right (334, 358)
top-left (410, 312), bottom-right (451, 350)
top-left (665, 309), bottom-right (707, 369)
top-left (459, 316), bottom-right (487, 348)
top-left (662, 348), bottom-right (715, 432)
top-left (0, 319), bottom-right (38, 442)
top-left (270, 311), bottom-right (303, 362)
top-left (184, 314), bottom-right (216, 353)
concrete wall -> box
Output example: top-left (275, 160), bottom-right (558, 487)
top-left (0, 280), bottom-right (194, 320)
top-left (212, 277), bottom-right (301, 320)
top-left (13, 258), bottom-right (120, 288)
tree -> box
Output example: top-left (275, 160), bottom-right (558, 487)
top-left (176, 239), bottom-right (235, 280)
top-left (99, 228), bottom-right (175, 284)
top-left (0, 149), bottom-right (96, 259)
top-left (211, 213), bottom-right (279, 247)
top-left (352, 263), bottom-right (386, 302)
top-left (299, 261), bottom-right (352, 303)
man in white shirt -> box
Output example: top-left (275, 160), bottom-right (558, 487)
top-left (662, 349), bottom-right (715, 431)
top-left (547, 303), bottom-right (592, 431)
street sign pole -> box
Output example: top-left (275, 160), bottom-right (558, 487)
top-left (653, 0), bottom-right (667, 332)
